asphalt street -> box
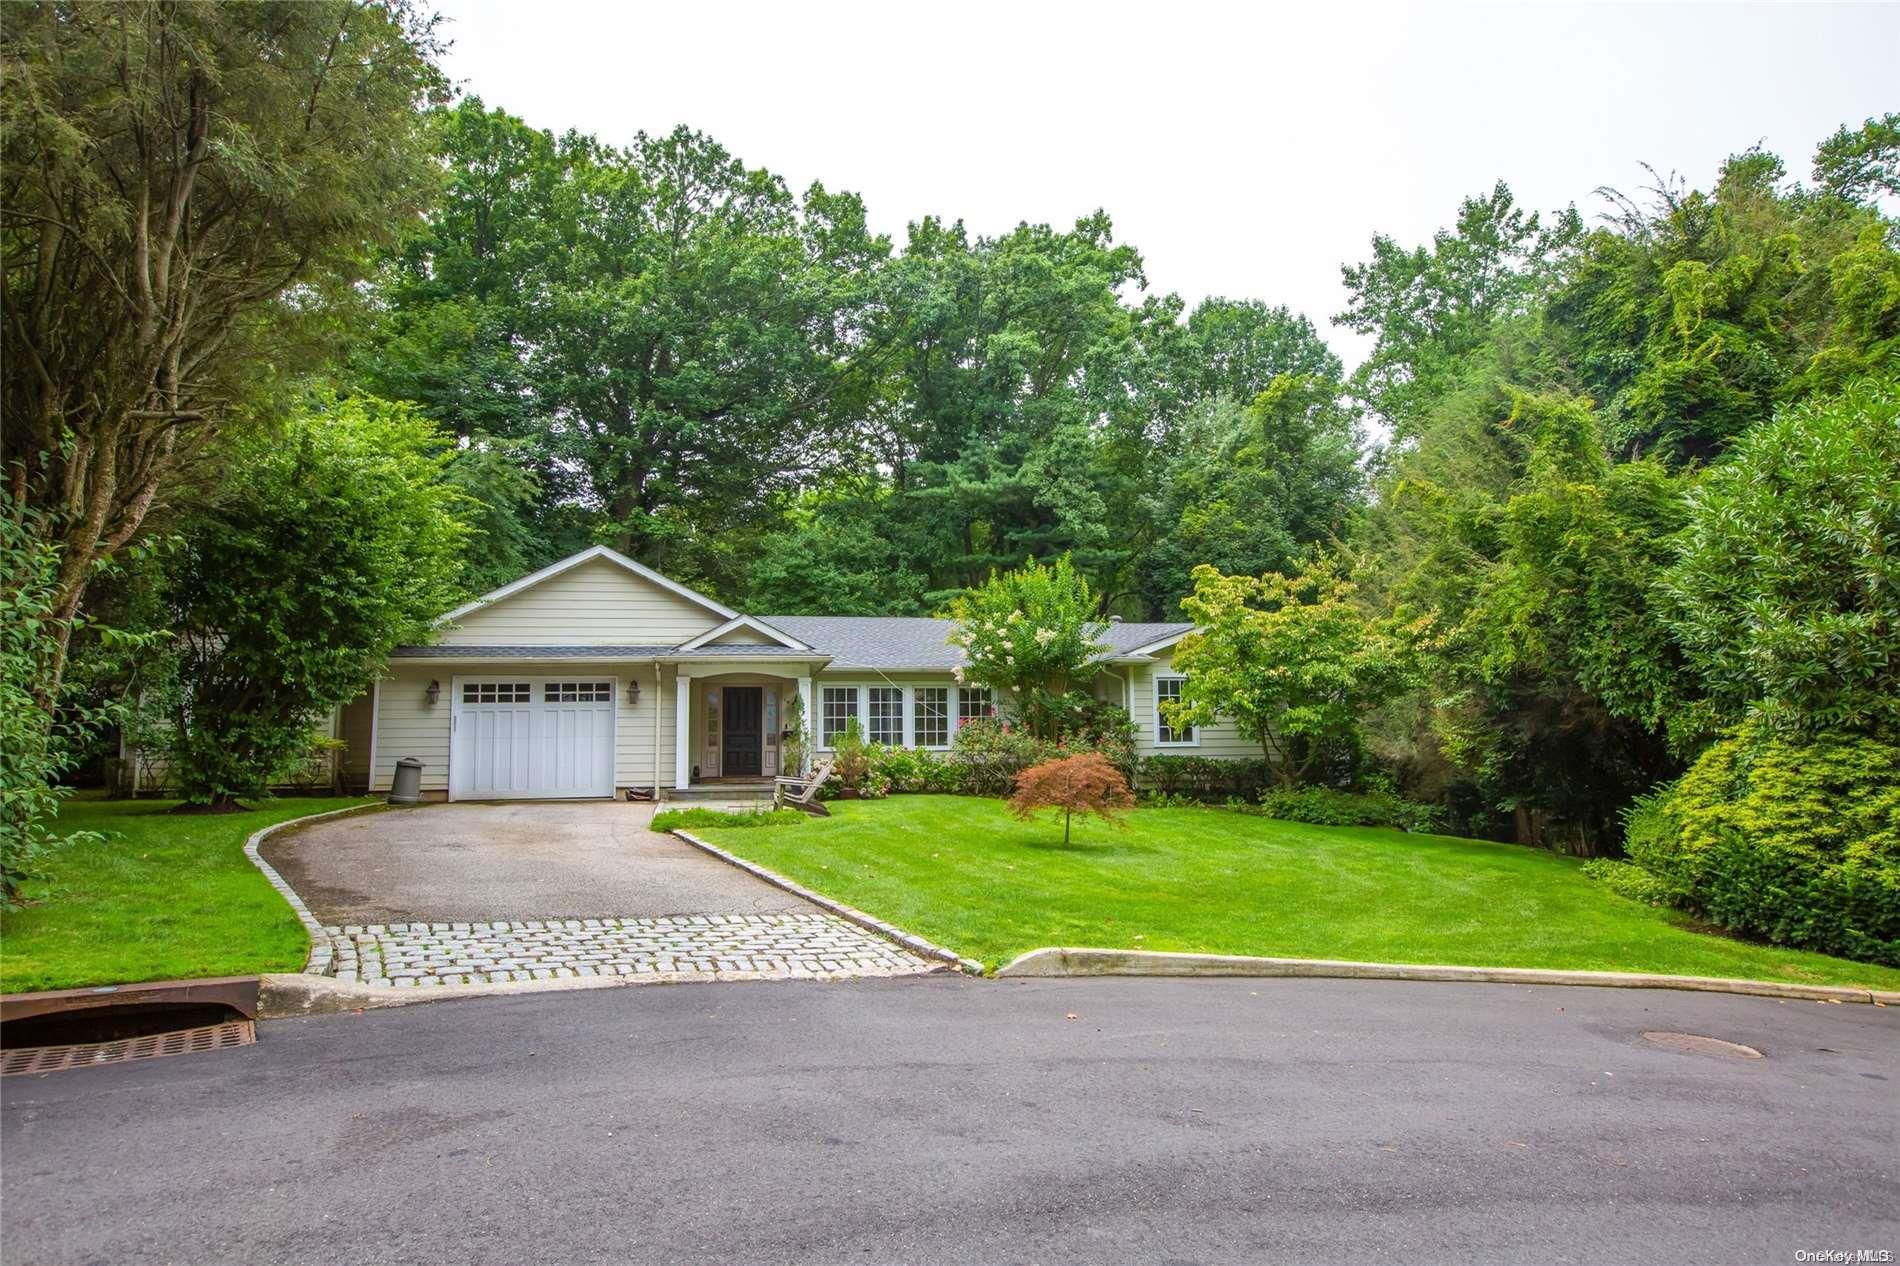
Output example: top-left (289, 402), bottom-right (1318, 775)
top-left (2, 975), bottom-right (1894, 1265)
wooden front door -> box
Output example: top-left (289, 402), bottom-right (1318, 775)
top-left (721, 686), bottom-right (763, 776)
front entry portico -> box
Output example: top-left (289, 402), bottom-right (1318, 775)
top-left (671, 656), bottom-right (823, 792)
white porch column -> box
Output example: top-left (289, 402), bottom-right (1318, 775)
top-left (674, 670), bottom-right (693, 790)
top-left (796, 675), bottom-right (814, 774)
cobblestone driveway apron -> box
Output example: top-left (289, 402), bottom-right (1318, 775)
top-left (323, 912), bottom-right (933, 987)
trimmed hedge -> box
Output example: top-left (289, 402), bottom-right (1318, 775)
top-left (1623, 723), bottom-right (1900, 965)
top-left (1251, 786), bottom-right (1442, 833)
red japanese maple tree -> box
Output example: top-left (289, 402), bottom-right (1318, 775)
top-left (1008, 752), bottom-right (1136, 845)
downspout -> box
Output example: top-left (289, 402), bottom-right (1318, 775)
top-left (652, 658), bottom-right (663, 796)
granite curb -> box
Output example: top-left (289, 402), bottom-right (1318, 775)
top-left (995, 946), bottom-right (1900, 1004)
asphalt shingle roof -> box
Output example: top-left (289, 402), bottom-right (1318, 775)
top-left (759, 616), bottom-right (1194, 670)
top-left (389, 645), bottom-right (677, 659)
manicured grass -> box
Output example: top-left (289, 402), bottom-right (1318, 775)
top-left (693, 796), bottom-right (1900, 989)
top-left (0, 795), bottom-right (373, 993)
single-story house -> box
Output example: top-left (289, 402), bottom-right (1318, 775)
top-left (330, 545), bottom-right (1255, 800)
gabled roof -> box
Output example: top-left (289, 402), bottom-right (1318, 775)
top-left (759, 616), bottom-right (1197, 671)
top-left (435, 545), bottom-right (737, 627)
top-left (675, 614), bottom-right (813, 652)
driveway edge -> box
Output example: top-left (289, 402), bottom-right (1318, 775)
top-left (995, 946), bottom-right (1899, 1004)
top-left (243, 801), bottom-right (388, 976)
top-left (670, 830), bottom-right (985, 976)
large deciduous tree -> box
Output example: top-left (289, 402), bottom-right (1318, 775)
top-left (1, 0), bottom-right (446, 700)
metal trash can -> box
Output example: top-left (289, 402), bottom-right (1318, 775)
top-left (388, 757), bottom-right (424, 804)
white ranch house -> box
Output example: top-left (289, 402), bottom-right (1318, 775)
top-left (327, 545), bottom-right (1255, 801)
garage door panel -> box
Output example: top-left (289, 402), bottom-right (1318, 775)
top-left (453, 678), bottom-right (615, 800)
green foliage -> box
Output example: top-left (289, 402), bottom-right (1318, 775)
top-left (1338, 182), bottom-right (1582, 440)
top-left (1624, 722), bottom-right (1900, 965)
top-left (1136, 754), bottom-right (1270, 799)
top-left (1171, 559), bottom-right (1423, 786)
top-left (1136, 377), bottom-right (1363, 614)
top-left (155, 395), bottom-right (472, 806)
top-left (945, 718), bottom-right (1061, 798)
top-left (2, 0), bottom-right (448, 705)
top-left (1812, 112), bottom-right (1900, 205)
top-left (946, 556), bottom-right (1109, 737)
top-left (0, 510), bottom-right (98, 904)
top-left (1660, 376), bottom-right (1900, 737)
top-left (1578, 858), bottom-right (1673, 906)
top-left (651, 808), bottom-right (805, 832)
top-left (1251, 786), bottom-right (1443, 834)
top-left (828, 720), bottom-right (872, 792)
top-left (867, 746), bottom-right (960, 795)
top-left (1546, 149), bottom-right (1896, 463)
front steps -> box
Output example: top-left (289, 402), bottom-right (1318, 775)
top-left (664, 781), bottom-right (776, 805)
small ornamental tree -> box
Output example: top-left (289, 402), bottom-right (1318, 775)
top-left (1008, 752), bottom-right (1136, 845)
top-left (946, 555), bottom-right (1110, 739)
top-left (1171, 559), bottom-right (1423, 787)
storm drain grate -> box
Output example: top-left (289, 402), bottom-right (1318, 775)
top-left (1, 1020), bottom-right (255, 1076)
top-left (1641, 1030), bottom-right (1763, 1060)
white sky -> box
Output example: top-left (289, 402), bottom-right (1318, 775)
top-left (436, 0), bottom-right (1898, 368)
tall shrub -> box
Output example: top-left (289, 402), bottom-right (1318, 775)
top-left (1660, 376), bottom-right (1900, 739)
top-left (156, 395), bottom-right (471, 808)
top-left (1625, 721), bottom-right (1900, 964)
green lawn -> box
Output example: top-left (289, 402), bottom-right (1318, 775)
top-left (0, 796), bottom-right (373, 993)
top-left (694, 796), bottom-right (1900, 989)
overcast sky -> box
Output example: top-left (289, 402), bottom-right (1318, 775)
top-left (435, 0), bottom-right (1897, 367)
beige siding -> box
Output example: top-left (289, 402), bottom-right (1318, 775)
top-left (339, 691), bottom-right (375, 790)
top-left (1128, 648), bottom-right (1260, 761)
top-left (438, 557), bottom-right (722, 646)
top-left (707, 625), bottom-right (777, 645)
top-left (370, 660), bottom-right (675, 795)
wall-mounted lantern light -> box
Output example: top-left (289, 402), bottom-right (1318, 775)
top-left (425, 679), bottom-right (441, 706)
top-left (626, 679), bottom-right (641, 706)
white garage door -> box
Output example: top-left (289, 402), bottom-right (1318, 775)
top-left (451, 678), bottom-right (616, 800)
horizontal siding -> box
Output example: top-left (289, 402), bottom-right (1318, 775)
top-left (439, 557), bottom-right (722, 646)
top-left (708, 625), bottom-right (777, 645)
top-left (339, 692), bottom-right (374, 788)
top-left (1128, 649), bottom-right (1259, 761)
top-left (372, 661), bottom-right (674, 795)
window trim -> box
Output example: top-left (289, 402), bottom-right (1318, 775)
top-left (866, 685), bottom-right (905, 747)
top-left (818, 684), bottom-right (861, 749)
top-left (1153, 673), bottom-right (1198, 747)
top-left (913, 686), bottom-right (952, 750)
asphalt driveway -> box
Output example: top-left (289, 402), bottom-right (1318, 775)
top-left (260, 801), bottom-right (816, 924)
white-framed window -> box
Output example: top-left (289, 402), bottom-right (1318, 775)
top-left (867, 687), bottom-right (904, 745)
top-left (914, 687), bottom-right (950, 748)
top-left (956, 687), bottom-right (995, 728)
top-left (820, 686), bottom-right (860, 746)
top-left (1154, 675), bottom-right (1196, 746)
top-left (544, 681), bottom-right (612, 703)
top-left (462, 682), bottom-right (531, 704)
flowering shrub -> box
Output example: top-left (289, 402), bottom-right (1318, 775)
top-left (949, 717), bottom-right (1060, 796)
top-left (945, 555), bottom-right (1109, 738)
